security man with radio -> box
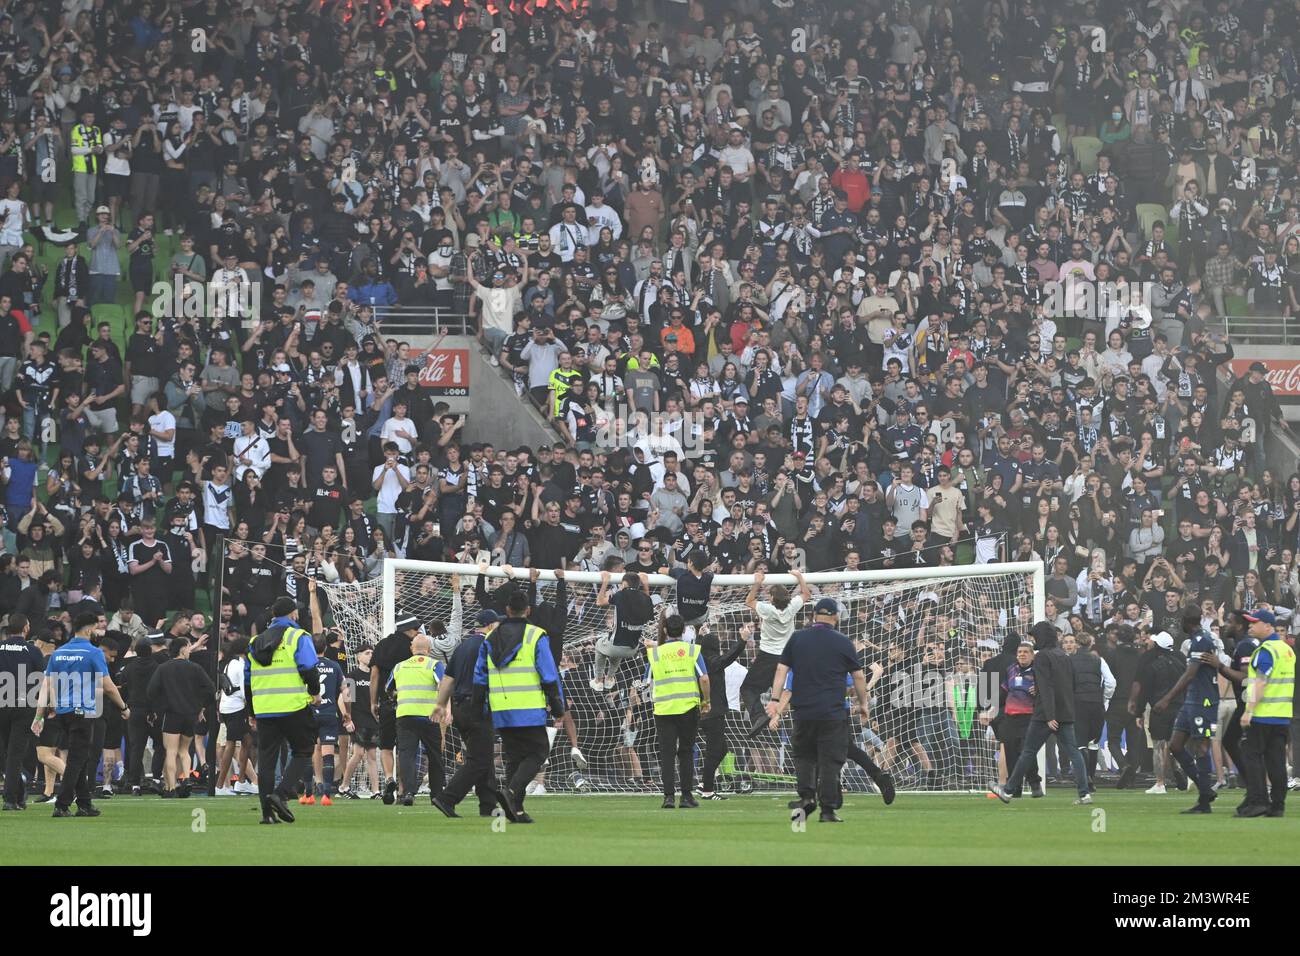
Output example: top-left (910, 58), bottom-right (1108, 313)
top-left (70, 108), bottom-right (103, 226)
top-left (1234, 609), bottom-right (1295, 817)
top-left (246, 582), bottom-right (322, 825)
top-left (431, 609), bottom-right (512, 820)
top-left (646, 611), bottom-right (710, 809)
top-left (473, 591), bottom-right (565, 823)
top-left (388, 633), bottom-right (446, 807)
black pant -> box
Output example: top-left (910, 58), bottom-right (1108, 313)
top-left (1002, 713), bottom-right (1042, 796)
top-left (255, 707), bottom-right (317, 804)
top-left (740, 650), bottom-right (779, 724)
top-left (442, 703), bottom-right (498, 813)
top-left (1105, 705), bottom-right (1147, 773)
top-left (395, 715), bottom-right (444, 799)
top-left (699, 714), bottom-right (729, 791)
top-left (125, 708), bottom-right (164, 785)
top-left (0, 707), bottom-right (33, 804)
top-left (1222, 703), bottom-right (1245, 776)
top-left (55, 713), bottom-right (95, 811)
top-left (655, 708), bottom-right (700, 799)
top-left (1241, 720), bottom-right (1289, 810)
top-left (500, 725), bottom-right (550, 810)
top-left (792, 717), bottom-right (849, 811)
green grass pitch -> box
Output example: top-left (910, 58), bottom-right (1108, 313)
top-left (3, 790), bottom-right (1298, 865)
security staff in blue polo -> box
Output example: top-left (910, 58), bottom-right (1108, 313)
top-left (245, 586), bottom-right (321, 825)
top-left (430, 609), bottom-right (511, 820)
top-left (386, 632), bottom-right (446, 807)
top-left (32, 612), bottom-right (130, 818)
top-left (0, 614), bottom-right (42, 810)
top-left (1234, 609), bottom-right (1294, 817)
top-left (766, 597), bottom-right (870, 823)
top-left (473, 590), bottom-right (565, 823)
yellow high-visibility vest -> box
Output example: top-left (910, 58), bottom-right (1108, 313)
top-left (1249, 637), bottom-right (1296, 722)
top-left (392, 654), bottom-right (440, 719)
top-left (649, 641), bottom-right (701, 716)
top-left (71, 124), bottom-right (101, 174)
top-left (248, 626), bottom-right (311, 716)
top-left (486, 623), bottom-right (547, 714)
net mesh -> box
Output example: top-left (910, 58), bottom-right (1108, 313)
top-left (320, 564), bottom-right (1038, 794)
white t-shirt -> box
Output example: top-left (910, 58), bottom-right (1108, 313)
top-left (148, 409), bottom-right (176, 457)
top-left (380, 416), bottom-right (417, 454)
top-left (754, 594), bottom-right (805, 654)
top-left (219, 658), bottom-right (246, 714)
top-left (372, 461), bottom-right (411, 514)
top-left (0, 199), bottom-right (25, 245)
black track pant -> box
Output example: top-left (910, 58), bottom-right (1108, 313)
top-left (441, 703), bottom-right (499, 814)
top-left (1242, 721), bottom-right (1289, 811)
top-left (0, 707), bottom-right (33, 804)
top-left (1222, 703), bottom-right (1245, 776)
top-left (125, 708), bottom-right (164, 785)
top-left (55, 713), bottom-right (95, 811)
top-left (793, 717), bottom-right (849, 811)
top-left (699, 714), bottom-right (728, 791)
top-left (655, 708), bottom-right (700, 799)
top-left (500, 725), bottom-right (549, 811)
top-left (256, 707), bottom-right (316, 807)
top-left (396, 715), bottom-right (444, 799)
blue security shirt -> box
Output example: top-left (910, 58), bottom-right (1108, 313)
top-left (784, 669), bottom-right (853, 711)
top-left (244, 617), bottom-right (319, 718)
top-left (1184, 628), bottom-right (1220, 707)
top-left (45, 637), bottom-right (109, 716)
top-left (778, 623), bottom-right (862, 720)
top-left (1251, 634), bottom-right (1290, 725)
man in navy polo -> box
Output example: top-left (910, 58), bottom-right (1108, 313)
top-left (767, 597), bottom-right (869, 823)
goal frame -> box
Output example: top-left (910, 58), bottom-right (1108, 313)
top-left (380, 558), bottom-right (1047, 638)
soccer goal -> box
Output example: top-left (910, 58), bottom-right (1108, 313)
top-left (321, 559), bottom-right (1045, 795)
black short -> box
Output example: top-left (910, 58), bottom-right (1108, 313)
top-left (102, 707), bottom-right (126, 747)
top-left (162, 712), bottom-right (197, 736)
top-left (1148, 711), bottom-right (1176, 742)
top-left (378, 702), bottom-right (397, 749)
top-left (221, 708), bottom-right (250, 741)
top-left (37, 718), bottom-right (66, 749)
top-left (351, 723), bottom-right (379, 748)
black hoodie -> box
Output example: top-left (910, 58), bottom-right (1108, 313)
top-left (1028, 621), bottom-right (1076, 724)
top-left (983, 629), bottom-right (1024, 717)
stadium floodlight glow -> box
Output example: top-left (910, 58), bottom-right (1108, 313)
top-left (322, 560), bottom-right (1046, 795)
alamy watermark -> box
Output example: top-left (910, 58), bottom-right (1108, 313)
top-left (149, 275), bottom-right (261, 323)
top-left (593, 403), bottom-right (710, 460)
top-left (1039, 279), bottom-right (1157, 322)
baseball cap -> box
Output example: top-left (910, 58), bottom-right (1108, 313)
top-left (813, 597), bottom-right (840, 616)
top-left (272, 363), bottom-right (292, 373)
top-left (1243, 608), bottom-right (1276, 625)
top-left (393, 614), bottom-right (420, 632)
top-left (1151, 631), bottom-right (1174, 650)
top-left (1249, 361), bottom-right (1267, 374)
top-left (95, 205), bottom-right (110, 214)
top-left (476, 609), bottom-right (501, 626)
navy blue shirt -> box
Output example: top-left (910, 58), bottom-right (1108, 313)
top-left (1184, 628), bottom-right (1220, 707)
top-left (447, 631), bottom-right (485, 707)
top-left (0, 635), bottom-right (44, 708)
top-left (668, 568), bottom-right (714, 621)
top-left (314, 657), bottom-right (344, 722)
top-left (778, 623), bottom-right (862, 720)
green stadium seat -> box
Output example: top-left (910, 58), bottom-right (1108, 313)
top-left (1071, 135), bottom-right (1102, 175)
top-left (1135, 203), bottom-right (1168, 241)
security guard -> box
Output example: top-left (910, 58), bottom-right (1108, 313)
top-left (388, 633), bottom-right (445, 806)
top-left (33, 612), bottom-right (129, 818)
top-left (70, 108), bottom-right (102, 226)
top-left (473, 591), bottom-right (565, 823)
top-left (0, 614), bottom-right (42, 810)
top-left (369, 612), bottom-right (420, 804)
top-left (646, 612), bottom-right (709, 809)
top-left (1236, 609), bottom-right (1295, 818)
top-left (431, 610), bottom-right (511, 820)
top-left (246, 584), bottom-right (322, 825)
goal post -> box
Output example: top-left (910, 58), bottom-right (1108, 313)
top-left (325, 559), bottom-right (1046, 795)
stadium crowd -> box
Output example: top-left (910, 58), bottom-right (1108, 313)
top-left (2, 0), bottom-right (1300, 813)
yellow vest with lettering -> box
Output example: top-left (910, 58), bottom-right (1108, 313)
top-left (392, 654), bottom-right (440, 719)
top-left (1249, 637), bottom-right (1296, 721)
top-left (649, 641), bottom-right (701, 716)
top-left (248, 626), bottom-right (311, 716)
top-left (71, 124), bottom-right (101, 174)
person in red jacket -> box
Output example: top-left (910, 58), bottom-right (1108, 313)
top-left (830, 152), bottom-right (871, 213)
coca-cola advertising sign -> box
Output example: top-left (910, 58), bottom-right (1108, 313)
top-left (1227, 358), bottom-right (1300, 399)
top-left (414, 348), bottom-right (470, 396)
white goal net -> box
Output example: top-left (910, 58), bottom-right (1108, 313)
top-left (320, 560), bottom-right (1044, 794)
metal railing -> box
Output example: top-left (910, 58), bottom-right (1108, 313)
top-left (1220, 313), bottom-right (1300, 345)
top-left (372, 306), bottom-right (476, 337)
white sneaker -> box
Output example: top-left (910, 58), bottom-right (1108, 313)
top-left (357, 789), bottom-right (375, 799)
top-left (1289, 777), bottom-right (1300, 791)
top-left (1145, 784), bottom-right (1167, 795)
top-left (589, 677), bottom-right (604, 692)
top-left (570, 746), bottom-right (588, 770)
top-left (234, 781), bottom-right (259, 795)
top-left (525, 781), bottom-right (546, 796)
top-left (489, 355), bottom-right (500, 367)
top-left (416, 784), bottom-right (431, 795)
top-left (214, 787), bottom-right (237, 796)
top-left (604, 676), bottom-right (617, 691)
